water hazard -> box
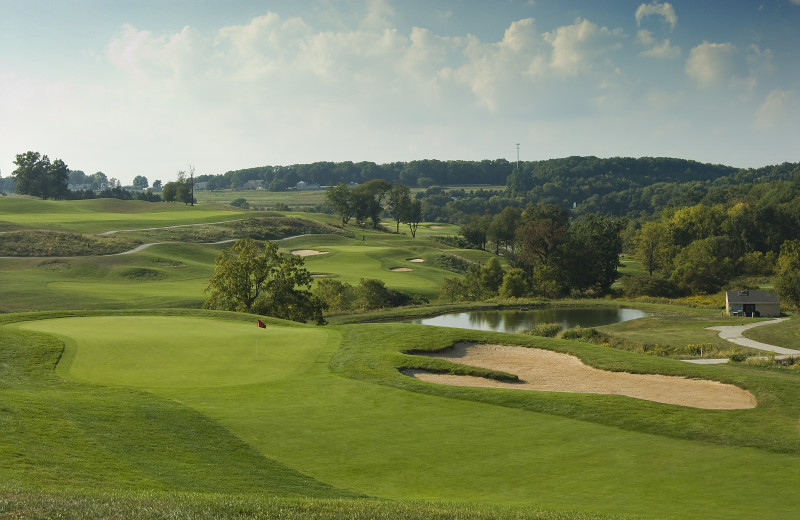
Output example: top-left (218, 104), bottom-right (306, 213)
top-left (411, 308), bottom-right (647, 334)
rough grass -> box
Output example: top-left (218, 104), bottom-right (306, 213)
top-left (0, 230), bottom-right (142, 256)
top-left (0, 492), bottom-right (630, 520)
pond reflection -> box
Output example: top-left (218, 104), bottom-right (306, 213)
top-left (411, 308), bottom-right (647, 334)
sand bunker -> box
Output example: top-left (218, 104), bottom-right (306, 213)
top-left (428, 225), bottom-right (443, 229)
top-left (291, 249), bottom-right (329, 257)
top-left (408, 258), bottom-right (425, 263)
top-left (407, 343), bottom-right (756, 410)
top-left (391, 267), bottom-right (413, 272)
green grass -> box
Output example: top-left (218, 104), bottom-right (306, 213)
top-left (6, 312), bottom-right (800, 519)
top-left (0, 197), bottom-right (248, 234)
top-left (5, 197), bottom-right (800, 519)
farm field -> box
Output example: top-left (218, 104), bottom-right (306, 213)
top-left (2, 197), bottom-right (800, 519)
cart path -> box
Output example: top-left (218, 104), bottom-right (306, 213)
top-left (683, 318), bottom-right (795, 364)
top-left (706, 318), bottom-right (798, 355)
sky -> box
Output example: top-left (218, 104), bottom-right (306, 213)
top-left (1, 0), bottom-right (799, 185)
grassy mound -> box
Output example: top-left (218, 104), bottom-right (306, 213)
top-left (0, 230), bottom-right (141, 256)
top-left (0, 314), bottom-right (352, 498)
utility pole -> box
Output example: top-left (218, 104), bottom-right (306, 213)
top-left (189, 164), bottom-right (195, 206)
top-left (516, 143), bottom-right (520, 172)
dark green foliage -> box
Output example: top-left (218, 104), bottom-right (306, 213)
top-left (203, 239), bottom-right (324, 324)
top-left (132, 175), bottom-right (148, 189)
top-left (561, 326), bottom-right (610, 344)
top-left (774, 239), bottom-right (800, 309)
top-left (12, 151), bottom-right (69, 200)
top-left (670, 236), bottom-right (735, 294)
top-left (313, 278), bottom-right (428, 313)
top-left (230, 198), bottom-right (249, 208)
top-left (621, 275), bottom-right (681, 298)
top-left (527, 322), bottom-right (562, 337)
top-left (435, 252), bottom-right (474, 274)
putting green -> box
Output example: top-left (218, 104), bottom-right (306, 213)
top-left (18, 316), bottom-right (330, 388)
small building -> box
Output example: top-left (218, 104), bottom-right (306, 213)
top-left (242, 180), bottom-right (264, 190)
top-left (725, 290), bottom-right (780, 318)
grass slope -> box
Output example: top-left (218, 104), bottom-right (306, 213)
top-left (0, 314), bottom-right (353, 498)
top-left (8, 313), bottom-right (800, 519)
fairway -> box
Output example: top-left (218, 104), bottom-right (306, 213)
top-left (18, 316), bottom-right (330, 388)
top-left (15, 315), bottom-right (800, 519)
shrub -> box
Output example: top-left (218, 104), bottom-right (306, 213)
top-left (561, 326), bottom-right (610, 344)
top-left (527, 322), bottom-right (562, 338)
top-left (622, 275), bottom-right (681, 298)
top-left (729, 351), bottom-right (748, 362)
top-left (435, 253), bottom-right (473, 274)
top-left (230, 198), bottom-right (249, 209)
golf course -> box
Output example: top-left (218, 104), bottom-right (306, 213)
top-left (2, 197), bottom-right (800, 519)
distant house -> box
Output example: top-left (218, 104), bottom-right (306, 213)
top-left (725, 290), bottom-right (780, 317)
top-left (242, 180), bottom-right (264, 190)
top-left (194, 182), bottom-right (207, 190)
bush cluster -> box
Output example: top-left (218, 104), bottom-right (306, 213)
top-left (526, 322), bottom-right (562, 338)
top-left (314, 278), bottom-right (428, 314)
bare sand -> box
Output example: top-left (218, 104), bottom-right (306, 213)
top-left (391, 267), bottom-right (413, 272)
top-left (291, 249), bottom-right (329, 257)
top-left (406, 343), bottom-right (756, 410)
top-left (408, 258), bottom-right (425, 263)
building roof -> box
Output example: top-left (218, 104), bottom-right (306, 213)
top-left (726, 290), bottom-right (779, 304)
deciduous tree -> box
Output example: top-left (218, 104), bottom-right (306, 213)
top-left (12, 151), bottom-right (69, 199)
top-left (132, 175), bottom-right (149, 189)
top-left (204, 238), bottom-right (324, 324)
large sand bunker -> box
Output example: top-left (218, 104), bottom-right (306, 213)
top-left (407, 343), bottom-right (756, 410)
top-left (291, 249), bottom-right (329, 257)
top-left (391, 267), bottom-right (413, 272)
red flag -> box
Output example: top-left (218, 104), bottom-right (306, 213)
top-left (257, 319), bottom-right (266, 328)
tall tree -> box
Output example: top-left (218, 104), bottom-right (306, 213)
top-left (632, 221), bottom-right (674, 276)
top-left (488, 206), bottom-right (521, 255)
top-left (774, 239), bottom-right (800, 309)
top-left (204, 238), bottom-right (323, 324)
top-left (386, 184), bottom-right (411, 233)
top-left (406, 199), bottom-right (422, 237)
top-left (566, 214), bottom-right (625, 294)
top-left (11, 151), bottom-right (69, 199)
top-left (132, 175), bottom-right (149, 189)
top-left (325, 183), bottom-right (356, 224)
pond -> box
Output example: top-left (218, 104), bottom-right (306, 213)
top-left (411, 307), bottom-right (647, 334)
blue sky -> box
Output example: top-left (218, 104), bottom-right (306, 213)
top-left (1, 0), bottom-right (798, 185)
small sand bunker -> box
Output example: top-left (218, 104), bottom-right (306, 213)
top-left (391, 267), bottom-right (413, 272)
top-left (408, 258), bottom-right (425, 263)
top-left (291, 249), bottom-right (329, 257)
top-left (428, 225), bottom-right (443, 229)
top-left (407, 343), bottom-right (756, 410)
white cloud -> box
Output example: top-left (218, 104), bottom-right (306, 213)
top-left (637, 30), bottom-right (680, 58)
top-left (544, 19), bottom-right (623, 76)
top-left (754, 89), bottom-right (795, 129)
top-left (685, 41), bottom-right (736, 86)
top-left (635, 2), bottom-right (677, 29)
